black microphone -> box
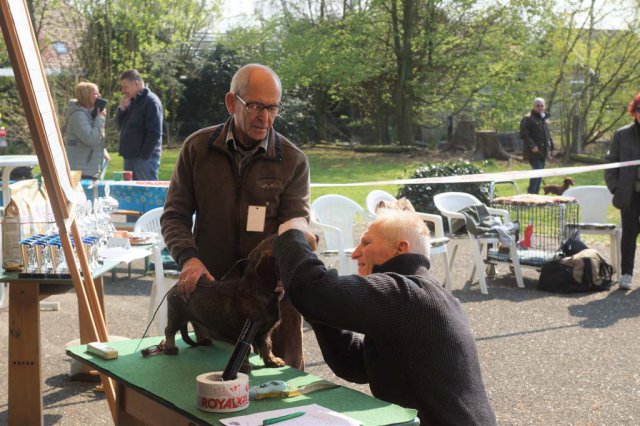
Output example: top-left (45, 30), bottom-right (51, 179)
top-left (222, 318), bottom-right (259, 381)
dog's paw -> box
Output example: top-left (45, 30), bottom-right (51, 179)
top-left (264, 356), bottom-right (285, 367)
top-left (164, 346), bottom-right (179, 355)
top-left (240, 362), bottom-right (252, 374)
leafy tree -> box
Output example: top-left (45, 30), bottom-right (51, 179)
top-left (176, 45), bottom-right (240, 137)
top-left (72, 0), bottom-right (221, 146)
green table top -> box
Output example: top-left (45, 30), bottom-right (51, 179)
top-left (67, 337), bottom-right (417, 426)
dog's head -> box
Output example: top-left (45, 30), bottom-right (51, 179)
top-left (246, 235), bottom-right (279, 292)
top-left (376, 197), bottom-right (416, 213)
top-left (564, 177), bottom-right (575, 186)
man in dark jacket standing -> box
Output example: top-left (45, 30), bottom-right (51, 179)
top-left (520, 97), bottom-right (555, 194)
top-left (161, 64), bottom-right (310, 369)
top-left (116, 69), bottom-right (163, 180)
top-left (274, 211), bottom-right (497, 425)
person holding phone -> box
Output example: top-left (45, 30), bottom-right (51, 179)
top-left (64, 81), bottom-right (110, 179)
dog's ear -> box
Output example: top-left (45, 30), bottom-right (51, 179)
top-left (255, 255), bottom-right (279, 290)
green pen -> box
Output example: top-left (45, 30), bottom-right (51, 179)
top-left (262, 411), bottom-right (306, 425)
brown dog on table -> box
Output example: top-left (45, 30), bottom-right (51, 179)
top-left (163, 234), bottom-right (283, 372)
top-left (543, 177), bottom-right (574, 195)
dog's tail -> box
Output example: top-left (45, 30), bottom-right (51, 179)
top-left (179, 325), bottom-right (199, 346)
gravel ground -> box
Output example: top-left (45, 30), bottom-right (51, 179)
top-left (1, 238), bottom-right (639, 425)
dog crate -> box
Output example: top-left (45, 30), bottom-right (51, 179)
top-left (489, 194), bottom-right (579, 267)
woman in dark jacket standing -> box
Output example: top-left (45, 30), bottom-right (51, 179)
top-left (604, 92), bottom-right (640, 290)
top-left (64, 81), bottom-right (110, 178)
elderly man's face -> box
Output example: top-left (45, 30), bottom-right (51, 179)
top-left (227, 69), bottom-right (281, 147)
top-left (351, 222), bottom-right (397, 276)
top-left (533, 101), bottom-right (545, 113)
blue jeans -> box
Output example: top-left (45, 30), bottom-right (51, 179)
top-left (124, 151), bottom-right (161, 181)
top-left (527, 158), bottom-right (545, 194)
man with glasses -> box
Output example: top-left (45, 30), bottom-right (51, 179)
top-left (161, 64), bottom-right (310, 369)
top-left (520, 97), bottom-right (555, 194)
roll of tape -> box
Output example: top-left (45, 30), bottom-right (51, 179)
top-left (196, 371), bottom-right (250, 413)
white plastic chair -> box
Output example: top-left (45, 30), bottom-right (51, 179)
top-left (434, 192), bottom-right (524, 294)
top-left (563, 186), bottom-right (621, 281)
top-left (366, 190), bottom-right (452, 289)
top-left (134, 207), bottom-right (173, 334)
top-left (311, 194), bottom-right (375, 274)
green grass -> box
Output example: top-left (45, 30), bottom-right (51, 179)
top-left (105, 146), bottom-right (614, 222)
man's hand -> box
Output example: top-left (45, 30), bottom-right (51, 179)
top-left (119, 96), bottom-right (132, 111)
top-left (278, 218), bottom-right (317, 250)
top-left (531, 146), bottom-right (540, 154)
top-left (178, 257), bottom-right (215, 296)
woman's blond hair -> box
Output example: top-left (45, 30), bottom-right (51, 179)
top-left (75, 82), bottom-right (98, 107)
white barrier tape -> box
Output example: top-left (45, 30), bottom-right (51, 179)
top-left (310, 159), bottom-right (640, 187)
top-left (196, 371), bottom-right (249, 413)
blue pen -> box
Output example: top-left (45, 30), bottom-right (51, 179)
top-left (262, 411), bottom-right (305, 425)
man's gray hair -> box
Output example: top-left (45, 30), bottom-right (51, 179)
top-left (374, 209), bottom-right (431, 258)
top-left (533, 97), bottom-right (545, 107)
top-left (230, 64), bottom-right (282, 96)
top-left (119, 69), bottom-right (143, 82)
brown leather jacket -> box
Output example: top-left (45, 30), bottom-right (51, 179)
top-left (161, 117), bottom-right (310, 277)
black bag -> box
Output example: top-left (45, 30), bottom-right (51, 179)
top-left (560, 230), bottom-right (589, 256)
top-left (538, 249), bottom-right (613, 293)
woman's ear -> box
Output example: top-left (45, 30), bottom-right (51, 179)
top-left (396, 240), bottom-right (410, 254)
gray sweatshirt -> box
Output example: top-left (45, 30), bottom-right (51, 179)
top-left (64, 99), bottom-right (106, 177)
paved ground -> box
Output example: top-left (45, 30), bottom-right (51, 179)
top-left (1, 238), bottom-right (639, 425)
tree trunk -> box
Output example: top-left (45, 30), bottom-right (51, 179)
top-left (312, 86), bottom-right (328, 144)
top-left (441, 120), bottom-right (475, 152)
top-left (473, 131), bottom-right (512, 160)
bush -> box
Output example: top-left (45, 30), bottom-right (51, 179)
top-left (396, 161), bottom-right (490, 215)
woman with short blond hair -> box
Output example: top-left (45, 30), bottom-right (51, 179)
top-left (64, 81), bottom-right (110, 178)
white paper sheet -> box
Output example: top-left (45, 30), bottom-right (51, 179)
top-left (220, 403), bottom-right (362, 426)
top-left (98, 247), bottom-right (151, 264)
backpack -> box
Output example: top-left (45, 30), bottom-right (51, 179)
top-left (538, 249), bottom-right (613, 293)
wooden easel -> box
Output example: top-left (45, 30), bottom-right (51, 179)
top-left (0, 0), bottom-right (116, 422)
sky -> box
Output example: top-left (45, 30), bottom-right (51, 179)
top-left (219, 0), bottom-right (260, 31)
top-left (219, 0), bottom-right (633, 31)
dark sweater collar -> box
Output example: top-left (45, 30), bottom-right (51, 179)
top-left (372, 253), bottom-right (431, 276)
top-left (135, 87), bottom-right (149, 101)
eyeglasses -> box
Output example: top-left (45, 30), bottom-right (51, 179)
top-left (635, 107), bottom-right (640, 113)
top-left (534, 104), bottom-right (545, 108)
top-left (235, 94), bottom-right (284, 117)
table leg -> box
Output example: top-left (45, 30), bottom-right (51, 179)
top-left (73, 276), bottom-right (106, 381)
top-left (79, 276), bottom-right (105, 343)
top-left (8, 281), bottom-right (43, 425)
